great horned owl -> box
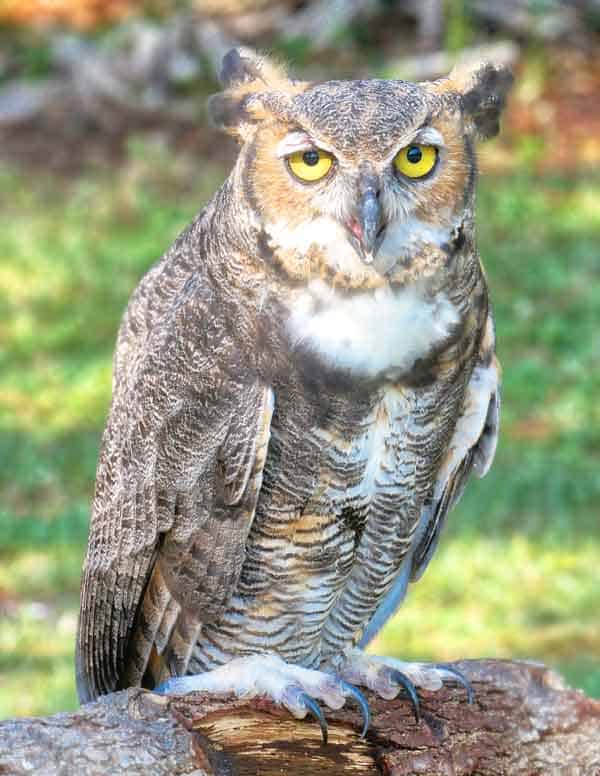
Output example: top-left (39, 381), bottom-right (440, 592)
top-left (77, 49), bottom-right (512, 737)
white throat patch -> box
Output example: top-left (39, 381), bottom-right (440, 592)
top-left (288, 281), bottom-right (460, 377)
top-left (265, 213), bottom-right (454, 278)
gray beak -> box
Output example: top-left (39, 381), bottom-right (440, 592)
top-left (353, 171), bottom-right (386, 263)
top-left (358, 186), bottom-right (381, 253)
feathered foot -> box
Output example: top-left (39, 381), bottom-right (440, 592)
top-left (155, 653), bottom-right (369, 744)
top-left (330, 648), bottom-right (474, 722)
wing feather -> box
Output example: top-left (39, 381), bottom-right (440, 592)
top-left (411, 316), bottom-right (500, 581)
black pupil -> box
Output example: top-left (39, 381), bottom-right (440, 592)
top-left (406, 146), bottom-right (422, 164)
top-left (303, 150), bottom-right (320, 166)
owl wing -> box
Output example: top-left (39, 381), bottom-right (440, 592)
top-left (410, 347), bottom-right (500, 581)
top-left (359, 314), bottom-right (499, 648)
top-left (76, 279), bottom-right (274, 703)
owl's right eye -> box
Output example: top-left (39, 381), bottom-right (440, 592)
top-left (287, 148), bottom-right (334, 183)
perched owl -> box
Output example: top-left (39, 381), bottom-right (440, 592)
top-left (77, 49), bottom-right (512, 739)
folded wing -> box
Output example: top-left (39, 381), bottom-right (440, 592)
top-left (76, 279), bottom-right (274, 702)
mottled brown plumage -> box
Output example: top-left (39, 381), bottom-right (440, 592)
top-left (77, 50), bottom-right (511, 713)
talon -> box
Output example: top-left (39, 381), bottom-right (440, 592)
top-left (436, 664), bottom-right (475, 704)
top-left (299, 691), bottom-right (328, 745)
top-left (388, 669), bottom-right (420, 723)
top-left (339, 680), bottom-right (370, 738)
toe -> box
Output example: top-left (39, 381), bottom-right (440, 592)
top-left (285, 666), bottom-right (347, 710)
top-left (155, 676), bottom-right (202, 695)
top-left (391, 661), bottom-right (444, 691)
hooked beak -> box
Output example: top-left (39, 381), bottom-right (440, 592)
top-left (346, 173), bottom-right (386, 264)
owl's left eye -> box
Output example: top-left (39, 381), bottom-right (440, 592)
top-left (393, 144), bottom-right (438, 179)
top-left (287, 148), bottom-right (334, 183)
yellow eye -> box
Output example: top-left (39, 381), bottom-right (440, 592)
top-left (393, 144), bottom-right (438, 179)
top-left (287, 148), bottom-right (334, 182)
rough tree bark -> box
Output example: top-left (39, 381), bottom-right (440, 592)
top-left (1, 660), bottom-right (599, 775)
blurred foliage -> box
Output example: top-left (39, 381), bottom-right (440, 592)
top-left (445, 0), bottom-right (473, 54)
top-left (488, 47), bottom-right (600, 173)
top-left (0, 0), bottom-right (136, 30)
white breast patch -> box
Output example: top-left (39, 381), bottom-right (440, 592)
top-left (287, 280), bottom-right (460, 377)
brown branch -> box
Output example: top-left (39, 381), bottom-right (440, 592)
top-left (1, 660), bottom-right (599, 775)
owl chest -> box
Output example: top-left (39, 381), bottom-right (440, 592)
top-left (191, 387), bottom-right (432, 670)
top-left (245, 389), bottom-right (419, 635)
top-left (306, 388), bottom-right (413, 517)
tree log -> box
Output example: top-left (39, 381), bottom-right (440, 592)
top-left (1, 660), bottom-right (599, 775)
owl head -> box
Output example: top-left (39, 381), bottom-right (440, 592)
top-left (209, 49), bottom-right (512, 289)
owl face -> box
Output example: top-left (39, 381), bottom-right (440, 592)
top-left (210, 53), bottom-right (511, 292)
top-left (248, 80), bottom-right (471, 287)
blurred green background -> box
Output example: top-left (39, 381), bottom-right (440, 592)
top-left (1, 0), bottom-right (599, 719)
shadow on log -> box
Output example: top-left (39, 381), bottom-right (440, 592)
top-left (2, 660), bottom-right (600, 775)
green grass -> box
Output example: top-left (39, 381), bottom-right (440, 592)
top-left (1, 140), bottom-right (599, 718)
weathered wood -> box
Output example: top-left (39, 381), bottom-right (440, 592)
top-left (1, 660), bottom-right (599, 775)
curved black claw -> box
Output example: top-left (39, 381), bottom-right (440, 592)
top-left (436, 664), bottom-right (475, 704)
top-left (388, 669), bottom-right (421, 723)
top-left (299, 692), bottom-right (328, 745)
top-left (339, 680), bottom-right (370, 738)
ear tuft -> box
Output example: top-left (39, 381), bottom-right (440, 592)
top-left (219, 47), bottom-right (290, 91)
top-left (208, 49), bottom-right (301, 141)
top-left (219, 48), bottom-right (261, 89)
top-left (450, 61), bottom-right (513, 140)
